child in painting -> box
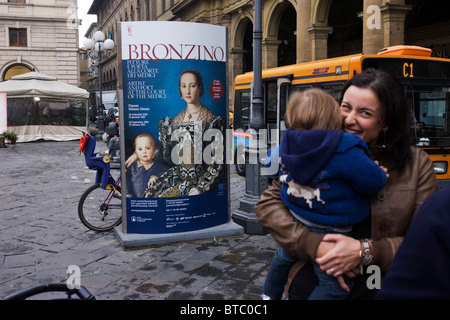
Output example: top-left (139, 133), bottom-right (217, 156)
top-left (125, 133), bottom-right (168, 198)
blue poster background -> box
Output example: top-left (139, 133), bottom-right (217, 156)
top-left (122, 58), bottom-right (228, 234)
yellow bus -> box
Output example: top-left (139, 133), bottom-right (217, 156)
top-left (232, 45), bottom-right (450, 188)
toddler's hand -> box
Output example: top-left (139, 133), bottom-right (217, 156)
top-left (375, 160), bottom-right (389, 179)
top-left (148, 175), bottom-right (157, 187)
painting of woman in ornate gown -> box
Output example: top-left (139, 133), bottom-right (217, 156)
top-left (125, 69), bottom-right (226, 197)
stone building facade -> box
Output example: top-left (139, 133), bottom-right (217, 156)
top-left (0, 0), bottom-right (80, 86)
top-left (87, 0), bottom-right (450, 104)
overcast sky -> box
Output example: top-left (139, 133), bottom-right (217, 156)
top-left (78, 1), bottom-right (97, 47)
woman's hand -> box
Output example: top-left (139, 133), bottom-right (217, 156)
top-left (315, 234), bottom-right (361, 291)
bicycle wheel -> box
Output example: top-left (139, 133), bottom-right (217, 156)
top-left (78, 183), bottom-right (122, 232)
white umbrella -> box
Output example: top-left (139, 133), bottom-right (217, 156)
top-left (0, 72), bottom-right (89, 99)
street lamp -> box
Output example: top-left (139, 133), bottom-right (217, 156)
top-left (232, 0), bottom-right (268, 234)
top-left (83, 31), bottom-right (115, 139)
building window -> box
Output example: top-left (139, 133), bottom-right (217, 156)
top-left (3, 64), bottom-right (32, 81)
top-left (9, 28), bottom-right (27, 47)
top-left (8, 0), bottom-right (26, 3)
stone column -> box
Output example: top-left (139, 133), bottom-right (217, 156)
top-left (262, 39), bottom-right (281, 69)
top-left (308, 25), bottom-right (333, 61)
top-left (297, 0), bottom-right (312, 63)
top-left (229, 48), bottom-right (246, 102)
top-left (359, 0), bottom-right (384, 54)
top-left (380, 2), bottom-right (412, 47)
top-left (220, 14), bottom-right (235, 106)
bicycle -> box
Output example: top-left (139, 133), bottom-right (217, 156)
top-left (78, 132), bottom-right (122, 232)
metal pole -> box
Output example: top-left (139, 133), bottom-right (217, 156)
top-left (99, 48), bottom-right (103, 109)
top-left (96, 46), bottom-right (105, 139)
top-left (232, 0), bottom-right (268, 235)
top-left (252, 0), bottom-right (264, 131)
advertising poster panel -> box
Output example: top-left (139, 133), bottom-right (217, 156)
top-left (121, 21), bottom-right (228, 234)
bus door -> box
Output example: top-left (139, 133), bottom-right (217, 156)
top-left (233, 87), bottom-right (251, 176)
top-left (407, 85), bottom-right (450, 188)
top-left (234, 78), bottom-right (291, 176)
top-left (259, 78), bottom-right (291, 177)
top-left (277, 78), bottom-right (291, 143)
top-left (235, 80), bottom-right (274, 176)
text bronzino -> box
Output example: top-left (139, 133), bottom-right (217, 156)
top-left (127, 43), bottom-right (226, 62)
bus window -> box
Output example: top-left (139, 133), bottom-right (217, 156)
top-left (266, 81), bottom-right (277, 125)
top-left (409, 87), bottom-right (450, 146)
top-left (279, 83), bottom-right (290, 140)
top-left (321, 83), bottom-right (345, 102)
top-left (419, 92), bottom-right (446, 127)
top-left (262, 81), bottom-right (278, 154)
top-left (234, 90), bottom-right (251, 131)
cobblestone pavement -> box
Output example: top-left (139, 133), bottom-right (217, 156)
top-left (0, 139), bottom-right (278, 300)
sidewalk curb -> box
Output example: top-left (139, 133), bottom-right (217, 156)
top-left (114, 222), bottom-right (244, 249)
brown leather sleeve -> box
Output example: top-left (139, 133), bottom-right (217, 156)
top-left (412, 148), bottom-right (439, 218)
top-left (254, 179), bottom-right (324, 261)
top-left (371, 148), bottom-right (438, 272)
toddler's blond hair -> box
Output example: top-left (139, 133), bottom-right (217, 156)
top-left (134, 133), bottom-right (158, 150)
top-left (284, 88), bottom-right (341, 131)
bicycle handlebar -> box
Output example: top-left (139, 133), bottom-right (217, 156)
top-left (3, 283), bottom-right (96, 300)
